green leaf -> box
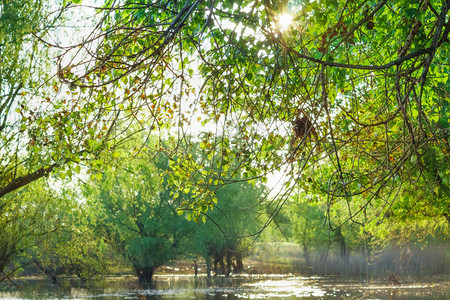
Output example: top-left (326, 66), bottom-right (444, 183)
top-left (405, 8), bottom-right (417, 18)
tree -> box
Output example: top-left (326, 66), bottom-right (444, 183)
top-left (0, 0), bottom-right (146, 199)
top-left (84, 141), bottom-right (195, 283)
top-left (58, 0), bottom-right (449, 226)
top-left (191, 177), bottom-right (266, 277)
top-left (287, 194), bottom-right (329, 267)
top-left (0, 180), bottom-right (67, 282)
top-left (0, 0), bottom-right (65, 197)
top-left (31, 192), bottom-right (110, 283)
top-left (283, 156), bottom-right (448, 276)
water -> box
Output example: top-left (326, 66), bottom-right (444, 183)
top-left (0, 274), bottom-right (448, 299)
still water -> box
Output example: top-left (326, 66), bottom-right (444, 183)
top-left (0, 274), bottom-right (448, 299)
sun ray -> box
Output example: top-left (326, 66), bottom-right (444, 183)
top-left (278, 13), bottom-right (293, 31)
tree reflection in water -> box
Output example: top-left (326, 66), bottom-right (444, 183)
top-left (0, 275), bottom-right (448, 299)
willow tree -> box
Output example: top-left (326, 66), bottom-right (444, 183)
top-left (58, 0), bottom-right (449, 227)
top-left (83, 137), bottom-right (198, 283)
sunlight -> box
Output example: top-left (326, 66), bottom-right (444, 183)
top-left (278, 13), bottom-right (293, 31)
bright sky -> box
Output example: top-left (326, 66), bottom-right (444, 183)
top-left (278, 13), bottom-right (294, 31)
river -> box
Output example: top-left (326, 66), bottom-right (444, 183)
top-left (0, 274), bottom-right (448, 299)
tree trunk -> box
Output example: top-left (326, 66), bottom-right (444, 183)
top-left (136, 266), bottom-right (155, 283)
top-left (34, 259), bottom-right (65, 284)
top-left (364, 235), bottom-right (370, 283)
top-left (213, 255), bottom-right (219, 277)
top-left (225, 249), bottom-right (232, 277)
top-left (205, 256), bottom-right (212, 286)
top-left (193, 259), bottom-right (198, 278)
top-left (213, 253), bottom-right (225, 276)
top-left (218, 255), bottom-right (225, 275)
top-left (234, 252), bottom-right (244, 273)
top-left (303, 244), bottom-right (311, 267)
top-left (335, 227), bottom-right (349, 262)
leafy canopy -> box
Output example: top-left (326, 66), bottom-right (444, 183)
top-left (45, 0), bottom-right (450, 224)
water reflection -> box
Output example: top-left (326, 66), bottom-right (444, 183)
top-left (243, 279), bottom-right (326, 298)
top-left (0, 274), bottom-right (448, 299)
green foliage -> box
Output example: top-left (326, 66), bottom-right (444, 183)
top-left (30, 191), bottom-right (110, 282)
top-left (288, 195), bottom-right (329, 250)
top-left (0, 0), bottom-right (141, 199)
top-left (193, 176), bottom-right (266, 271)
top-left (84, 139), bottom-right (195, 282)
top-left (0, 0), bottom-right (59, 197)
top-left (56, 0), bottom-right (448, 228)
top-left (1, 0), bottom-right (449, 281)
top-left (0, 180), bottom-right (66, 281)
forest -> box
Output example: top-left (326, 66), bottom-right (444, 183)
top-left (0, 0), bottom-right (448, 294)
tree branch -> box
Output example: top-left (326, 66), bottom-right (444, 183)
top-left (288, 47), bottom-right (430, 70)
top-left (0, 164), bottom-right (58, 198)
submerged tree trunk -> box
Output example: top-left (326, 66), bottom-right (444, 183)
top-left (205, 256), bottom-right (212, 286)
top-left (364, 233), bottom-right (370, 283)
top-left (193, 259), bottom-right (198, 278)
top-left (135, 266), bottom-right (155, 284)
top-left (219, 256), bottom-right (225, 275)
top-left (213, 255), bottom-right (218, 277)
top-left (213, 253), bottom-right (225, 277)
top-left (334, 227), bottom-right (348, 262)
top-left (303, 244), bottom-right (311, 267)
top-left (225, 249), bottom-right (232, 277)
top-left (34, 259), bottom-right (65, 284)
top-left (234, 252), bottom-right (244, 273)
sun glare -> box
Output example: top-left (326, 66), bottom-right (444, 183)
top-left (278, 13), bottom-right (293, 31)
